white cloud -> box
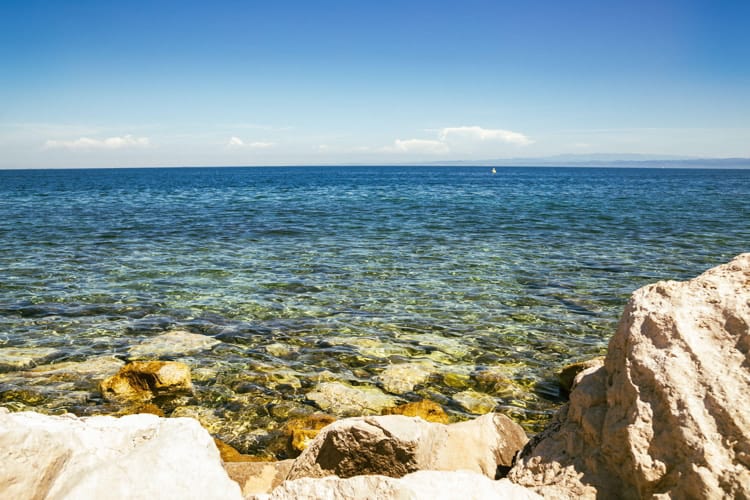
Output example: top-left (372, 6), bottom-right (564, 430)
top-left (228, 136), bottom-right (244, 147)
top-left (387, 126), bottom-right (531, 156)
top-left (227, 137), bottom-right (275, 149)
top-left (44, 134), bottom-right (150, 151)
top-left (393, 138), bottom-right (449, 154)
top-left (439, 126), bottom-right (533, 146)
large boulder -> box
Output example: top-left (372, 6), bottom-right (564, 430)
top-left (287, 413), bottom-right (527, 480)
top-left (0, 409), bottom-right (241, 500)
top-left (252, 470), bottom-right (540, 500)
top-left (509, 254), bottom-right (750, 499)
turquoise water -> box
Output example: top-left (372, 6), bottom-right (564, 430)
top-left (1, 166), bottom-right (748, 451)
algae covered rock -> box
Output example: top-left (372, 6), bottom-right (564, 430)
top-left (100, 360), bottom-right (192, 401)
top-left (287, 412), bottom-right (527, 480)
top-left (285, 414), bottom-right (337, 454)
top-left (382, 399), bottom-right (450, 424)
top-left (509, 254), bottom-right (750, 499)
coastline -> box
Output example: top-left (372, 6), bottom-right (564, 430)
top-left (2, 254), bottom-right (749, 498)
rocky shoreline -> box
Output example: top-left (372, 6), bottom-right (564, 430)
top-left (1, 254), bottom-right (748, 498)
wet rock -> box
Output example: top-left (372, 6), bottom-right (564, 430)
top-left (306, 382), bottom-right (398, 416)
top-left (0, 409), bottom-right (241, 499)
top-left (328, 336), bottom-right (413, 358)
top-left (0, 347), bottom-right (59, 372)
top-left (509, 254), bottom-right (750, 499)
top-left (377, 362), bottom-right (432, 394)
top-left (473, 365), bottom-right (525, 398)
top-left (119, 402), bottom-right (165, 417)
top-left (442, 371), bottom-right (471, 389)
top-left (266, 343), bottom-right (294, 358)
top-left (171, 406), bottom-right (224, 434)
top-left (287, 412), bottom-right (527, 480)
top-left (382, 399), bottom-right (450, 424)
top-left (214, 438), bottom-right (267, 463)
top-left (20, 355), bottom-right (126, 381)
top-left (226, 460), bottom-right (294, 497)
top-left (128, 330), bottom-right (220, 359)
top-left (99, 361), bottom-right (192, 402)
top-left (284, 414), bottom-right (337, 454)
top-left (557, 356), bottom-right (605, 393)
top-left (253, 470), bottom-right (540, 500)
top-left (453, 390), bottom-right (497, 414)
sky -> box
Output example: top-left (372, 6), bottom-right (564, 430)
top-left (1, 0), bottom-right (748, 168)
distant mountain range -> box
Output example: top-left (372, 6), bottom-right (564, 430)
top-left (418, 154), bottom-right (750, 168)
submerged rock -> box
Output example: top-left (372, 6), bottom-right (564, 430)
top-left (253, 470), bottom-right (540, 500)
top-left (306, 381), bottom-right (398, 416)
top-left (0, 347), bottom-right (60, 372)
top-left (382, 399), bottom-right (450, 424)
top-left (171, 405), bottom-right (224, 434)
top-left (377, 362), bottom-right (432, 394)
top-left (99, 360), bottom-right (192, 402)
top-left (509, 254), bottom-right (750, 499)
top-left (287, 412), bottom-right (527, 480)
top-left (128, 330), bottom-right (221, 359)
top-left (453, 389), bottom-right (497, 414)
top-left (0, 409), bottom-right (241, 500)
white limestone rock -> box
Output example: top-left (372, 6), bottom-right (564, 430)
top-left (0, 409), bottom-right (242, 500)
top-left (253, 470), bottom-right (540, 500)
top-left (509, 254), bottom-right (750, 499)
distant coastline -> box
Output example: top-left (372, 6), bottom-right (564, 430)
top-left (418, 155), bottom-right (750, 169)
top-left (2, 156), bottom-right (749, 171)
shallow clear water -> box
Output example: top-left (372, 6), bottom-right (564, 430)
top-left (1, 166), bottom-right (748, 452)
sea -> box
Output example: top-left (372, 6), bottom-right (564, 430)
top-left (1, 166), bottom-right (748, 452)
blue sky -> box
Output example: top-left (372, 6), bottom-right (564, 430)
top-left (1, 0), bottom-right (748, 168)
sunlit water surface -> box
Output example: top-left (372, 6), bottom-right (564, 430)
top-left (1, 166), bottom-right (748, 453)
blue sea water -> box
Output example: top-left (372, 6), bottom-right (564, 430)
top-left (0, 166), bottom-right (748, 446)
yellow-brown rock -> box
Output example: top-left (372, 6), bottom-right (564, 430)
top-left (383, 400), bottom-right (450, 424)
top-left (214, 438), bottom-right (268, 463)
top-left (224, 460), bottom-right (294, 497)
top-left (99, 361), bottom-right (192, 401)
top-left (285, 414), bottom-right (337, 454)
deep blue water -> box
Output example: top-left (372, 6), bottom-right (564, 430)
top-left (0, 166), bottom-right (748, 442)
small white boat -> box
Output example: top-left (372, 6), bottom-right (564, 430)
top-left (491, 168), bottom-right (496, 174)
